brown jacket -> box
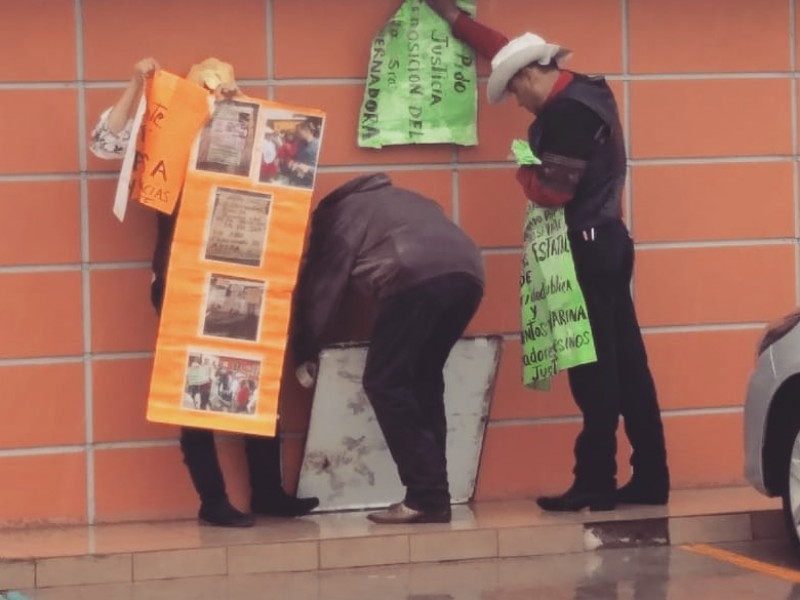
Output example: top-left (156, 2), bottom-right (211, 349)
top-left (291, 173), bottom-right (484, 364)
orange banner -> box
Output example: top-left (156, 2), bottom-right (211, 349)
top-left (131, 70), bottom-right (210, 214)
top-left (146, 96), bottom-right (325, 436)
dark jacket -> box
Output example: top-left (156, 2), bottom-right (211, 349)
top-left (528, 74), bottom-right (626, 231)
top-left (291, 173), bottom-right (485, 364)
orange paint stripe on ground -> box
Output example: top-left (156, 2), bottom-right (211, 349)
top-left (682, 544), bottom-right (800, 584)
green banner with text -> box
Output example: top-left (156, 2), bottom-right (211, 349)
top-left (358, 0), bottom-right (477, 148)
top-left (520, 204), bottom-right (597, 389)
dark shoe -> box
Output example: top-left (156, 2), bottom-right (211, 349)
top-left (536, 488), bottom-right (615, 512)
top-left (198, 501), bottom-right (255, 528)
top-left (367, 502), bottom-right (452, 524)
top-left (616, 480), bottom-right (669, 505)
top-left (251, 491), bottom-right (320, 517)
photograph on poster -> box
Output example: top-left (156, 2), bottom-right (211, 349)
top-left (201, 274), bottom-right (265, 342)
top-left (195, 99), bottom-right (259, 176)
top-left (182, 350), bottom-right (261, 415)
top-left (205, 187), bottom-right (272, 267)
top-left (259, 110), bottom-right (324, 189)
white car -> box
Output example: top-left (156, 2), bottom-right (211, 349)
top-left (744, 310), bottom-right (800, 547)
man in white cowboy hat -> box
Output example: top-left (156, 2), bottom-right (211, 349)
top-left (425, 0), bottom-right (669, 512)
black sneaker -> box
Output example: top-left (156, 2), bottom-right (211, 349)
top-left (252, 492), bottom-right (320, 517)
top-left (198, 501), bottom-right (256, 527)
top-left (536, 487), bottom-right (616, 512)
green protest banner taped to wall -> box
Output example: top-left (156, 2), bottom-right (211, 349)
top-left (520, 204), bottom-right (597, 389)
top-left (358, 0), bottom-right (477, 148)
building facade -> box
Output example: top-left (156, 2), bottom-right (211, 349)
top-left (0, 0), bottom-right (795, 525)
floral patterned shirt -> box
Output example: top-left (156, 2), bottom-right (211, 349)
top-left (89, 108), bottom-right (133, 160)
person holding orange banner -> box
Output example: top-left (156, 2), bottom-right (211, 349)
top-left (292, 173), bottom-right (485, 524)
top-left (90, 57), bottom-right (319, 528)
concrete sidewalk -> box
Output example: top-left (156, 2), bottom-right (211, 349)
top-left (0, 486), bottom-right (785, 590)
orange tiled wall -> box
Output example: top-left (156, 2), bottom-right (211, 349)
top-left (0, 0), bottom-right (795, 525)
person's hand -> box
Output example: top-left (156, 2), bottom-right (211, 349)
top-left (104, 58), bottom-right (159, 136)
top-left (215, 80), bottom-right (242, 100)
top-left (132, 57), bottom-right (159, 85)
top-left (295, 362), bottom-right (318, 389)
top-left (424, 0), bottom-right (461, 24)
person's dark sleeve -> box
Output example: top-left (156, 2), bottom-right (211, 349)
top-left (517, 99), bottom-right (606, 207)
top-left (291, 212), bottom-right (361, 366)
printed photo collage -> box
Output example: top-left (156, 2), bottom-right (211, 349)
top-left (179, 100), bottom-right (325, 419)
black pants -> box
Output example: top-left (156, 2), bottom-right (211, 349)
top-left (362, 273), bottom-right (484, 512)
top-left (180, 428), bottom-right (284, 507)
top-left (567, 221), bottom-right (668, 492)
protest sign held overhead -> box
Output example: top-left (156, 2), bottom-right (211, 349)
top-left (358, 0), bottom-right (477, 148)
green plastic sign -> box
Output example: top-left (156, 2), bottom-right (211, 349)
top-left (358, 0), bottom-right (478, 148)
top-left (520, 203), bottom-right (597, 389)
top-left (512, 139), bottom-right (542, 165)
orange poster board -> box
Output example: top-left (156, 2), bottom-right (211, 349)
top-left (132, 70), bottom-right (211, 215)
top-left (146, 96), bottom-right (325, 437)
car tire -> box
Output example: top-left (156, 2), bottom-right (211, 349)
top-left (782, 420), bottom-right (800, 549)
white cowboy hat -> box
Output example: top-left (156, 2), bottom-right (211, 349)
top-left (487, 32), bottom-right (572, 104)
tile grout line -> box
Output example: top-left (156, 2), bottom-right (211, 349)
top-left (1, 154), bottom-right (798, 177)
top-left (2, 237), bottom-right (800, 266)
top-left (224, 541), bottom-right (230, 577)
top-left (488, 405), bottom-right (743, 429)
top-left (0, 352), bottom-right (152, 368)
top-left (7, 71), bottom-right (800, 91)
top-left (73, 0), bottom-right (96, 529)
top-left (3, 154), bottom-right (800, 185)
top-left (790, 0), bottom-right (800, 305)
top-left (0, 262), bottom-right (152, 274)
top-left (629, 156), bottom-right (796, 165)
top-left (621, 0), bottom-right (637, 310)
top-left (621, 0), bottom-right (632, 234)
top-left (451, 164), bottom-right (460, 226)
top-left (266, 0), bottom-right (275, 101)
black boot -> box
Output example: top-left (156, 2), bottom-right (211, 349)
top-left (181, 427), bottom-right (255, 528)
top-left (199, 502), bottom-right (255, 527)
top-left (536, 485), bottom-right (616, 512)
top-left (252, 490), bottom-right (320, 517)
top-left (245, 434), bottom-right (320, 517)
top-left (616, 472), bottom-right (670, 505)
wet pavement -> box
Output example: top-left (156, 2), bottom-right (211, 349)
top-left (0, 488), bottom-right (791, 598)
top-left (10, 539), bottom-right (800, 600)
